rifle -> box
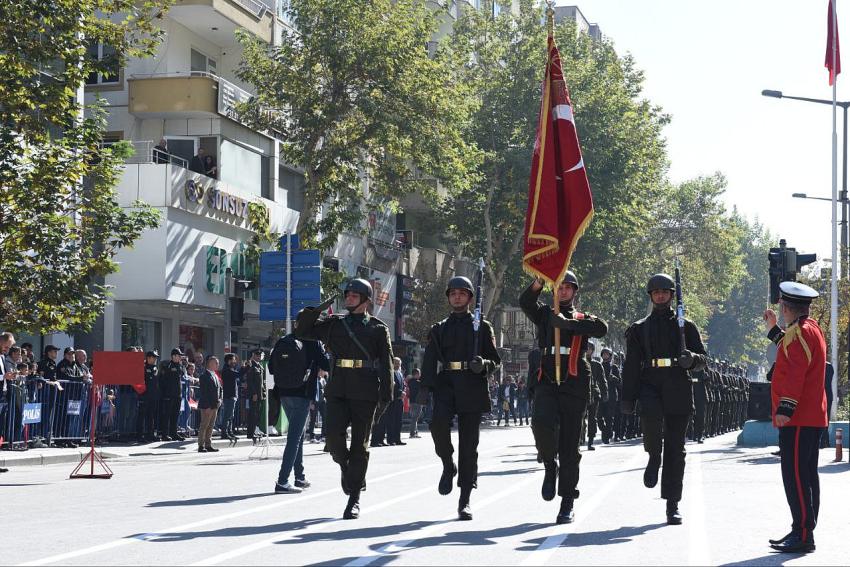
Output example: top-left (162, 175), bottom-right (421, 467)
top-left (473, 257), bottom-right (485, 356)
top-left (674, 259), bottom-right (687, 355)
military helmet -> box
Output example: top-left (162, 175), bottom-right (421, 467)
top-left (601, 347), bottom-right (612, 356)
top-left (563, 270), bottom-right (579, 290)
top-left (446, 276), bottom-right (474, 297)
top-left (646, 273), bottom-right (675, 294)
top-left (344, 278), bottom-right (372, 300)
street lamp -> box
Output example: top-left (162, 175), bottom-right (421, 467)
top-left (764, 89), bottom-right (850, 277)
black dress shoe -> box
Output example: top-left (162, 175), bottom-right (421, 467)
top-left (205, 446), bottom-right (220, 452)
top-left (771, 533), bottom-right (815, 553)
top-left (458, 502), bottom-right (472, 521)
top-left (587, 444), bottom-right (595, 451)
top-left (556, 497), bottom-right (575, 524)
top-left (666, 501), bottom-right (682, 525)
top-left (644, 455), bottom-right (661, 488)
top-left (768, 531), bottom-right (794, 545)
top-left (542, 460), bottom-right (558, 501)
top-left (197, 447), bottom-right (207, 453)
top-left (439, 462), bottom-right (457, 495)
top-left (343, 495), bottom-right (360, 520)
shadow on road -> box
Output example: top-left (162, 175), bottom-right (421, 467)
top-left (517, 522), bottom-right (667, 550)
top-left (276, 520), bottom-right (440, 546)
top-left (719, 551), bottom-right (793, 566)
top-left (146, 492), bottom-right (272, 507)
top-left (478, 467), bottom-right (540, 477)
top-left (308, 554), bottom-right (399, 566)
top-left (819, 461), bottom-right (850, 474)
top-left (130, 517), bottom-right (332, 542)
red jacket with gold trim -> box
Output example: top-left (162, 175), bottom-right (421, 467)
top-left (770, 317), bottom-right (828, 428)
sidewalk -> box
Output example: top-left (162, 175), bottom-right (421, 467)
top-left (0, 435), bottom-right (287, 468)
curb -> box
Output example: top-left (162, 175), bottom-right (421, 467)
top-left (1, 436), bottom-right (285, 468)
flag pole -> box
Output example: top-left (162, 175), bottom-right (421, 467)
top-left (831, 0), bottom-right (840, 421)
top-left (545, 2), bottom-right (562, 386)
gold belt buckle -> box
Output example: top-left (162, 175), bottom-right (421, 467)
top-left (654, 358), bottom-right (672, 368)
top-left (337, 359), bottom-right (364, 369)
top-left (447, 361), bottom-right (466, 370)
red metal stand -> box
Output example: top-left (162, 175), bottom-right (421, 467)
top-left (69, 386), bottom-right (113, 479)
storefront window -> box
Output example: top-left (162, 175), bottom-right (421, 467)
top-left (179, 325), bottom-right (213, 367)
top-left (121, 318), bottom-right (162, 353)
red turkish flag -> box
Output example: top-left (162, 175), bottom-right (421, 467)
top-left (523, 33), bottom-right (593, 286)
top-left (826, 0), bottom-right (841, 86)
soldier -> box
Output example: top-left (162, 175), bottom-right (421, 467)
top-left (418, 276), bottom-right (501, 521)
top-left (245, 348), bottom-right (267, 443)
top-left (764, 282), bottom-right (827, 553)
top-left (622, 273), bottom-right (708, 525)
top-left (692, 364), bottom-right (708, 444)
top-left (295, 278), bottom-right (394, 520)
top-left (159, 349), bottom-right (186, 441)
top-left (585, 343), bottom-right (607, 451)
top-left (600, 347), bottom-right (620, 444)
top-left (519, 272), bottom-right (608, 524)
top-left (139, 351), bottom-right (160, 442)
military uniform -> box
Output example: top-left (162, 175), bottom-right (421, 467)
top-left (622, 273), bottom-right (708, 524)
top-left (159, 353), bottom-right (186, 440)
top-left (519, 273), bottom-right (608, 524)
top-left (691, 367), bottom-right (708, 443)
top-left (766, 282), bottom-right (827, 553)
top-left (296, 279), bottom-right (393, 520)
top-left (585, 351), bottom-right (608, 450)
top-left (139, 353), bottom-right (161, 441)
top-left (421, 276), bottom-right (501, 520)
top-left (601, 351), bottom-right (620, 443)
top-left (245, 354), bottom-right (267, 439)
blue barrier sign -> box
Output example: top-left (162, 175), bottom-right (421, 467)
top-left (22, 403), bottom-right (42, 424)
top-left (67, 400), bottom-right (82, 416)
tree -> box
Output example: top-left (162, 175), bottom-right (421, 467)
top-left (0, 1), bottom-right (167, 332)
top-left (236, 0), bottom-right (481, 249)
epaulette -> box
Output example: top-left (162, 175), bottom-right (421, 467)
top-left (782, 324), bottom-right (812, 363)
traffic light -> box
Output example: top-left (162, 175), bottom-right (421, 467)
top-left (767, 239), bottom-right (817, 304)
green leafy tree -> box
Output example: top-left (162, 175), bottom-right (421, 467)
top-left (0, 0), bottom-right (168, 332)
top-left (236, 0), bottom-right (481, 249)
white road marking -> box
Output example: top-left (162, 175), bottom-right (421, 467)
top-left (687, 446), bottom-right (711, 566)
top-left (346, 472), bottom-right (541, 566)
top-left (520, 450), bottom-right (646, 566)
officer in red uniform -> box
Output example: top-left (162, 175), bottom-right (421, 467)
top-left (763, 281), bottom-right (828, 554)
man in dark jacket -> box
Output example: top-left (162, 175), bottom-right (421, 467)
top-left (137, 351), bottom-right (161, 442)
top-left (219, 354), bottom-right (240, 441)
top-left (519, 272), bottom-right (608, 524)
top-left (246, 348), bottom-right (268, 441)
top-left (159, 349), bottom-right (186, 441)
top-left (296, 279), bottom-right (393, 520)
top-left (419, 276), bottom-right (501, 521)
top-left (622, 273), bottom-right (708, 525)
top-left (271, 341), bottom-right (329, 493)
top-left (197, 356), bottom-right (223, 453)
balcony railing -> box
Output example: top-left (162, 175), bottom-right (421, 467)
top-left (103, 140), bottom-right (189, 169)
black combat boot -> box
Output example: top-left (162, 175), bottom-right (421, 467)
top-left (666, 500), bottom-right (682, 525)
top-left (343, 493), bottom-right (360, 520)
top-left (556, 497), bottom-right (575, 524)
top-left (542, 460), bottom-right (558, 501)
top-left (439, 461), bottom-right (457, 495)
top-left (458, 487), bottom-right (473, 521)
top-left (643, 454), bottom-right (661, 488)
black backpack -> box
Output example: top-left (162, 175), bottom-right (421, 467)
top-left (270, 334), bottom-right (310, 389)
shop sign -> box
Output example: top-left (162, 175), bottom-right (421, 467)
top-left (206, 243), bottom-right (258, 297)
top-left (184, 179), bottom-right (249, 222)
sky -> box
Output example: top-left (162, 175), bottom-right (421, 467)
top-left (557, 0), bottom-right (850, 266)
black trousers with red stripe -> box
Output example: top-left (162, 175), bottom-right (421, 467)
top-left (779, 426), bottom-right (823, 541)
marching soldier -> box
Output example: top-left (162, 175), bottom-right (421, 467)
top-left (600, 347), bottom-right (619, 444)
top-left (519, 272), bottom-right (608, 524)
top-left (585, 342), bottom-right (607, 451)
top-left (622, 273), bottom-right (708, 525)
top-left (295, 278), bottom-right (394, 520)
top-left (419, 276), bottom-right (501, 520)
top-left (763, 282), bottom-right (827, 553)
top-left (692, 365), bottom-right (708, 443)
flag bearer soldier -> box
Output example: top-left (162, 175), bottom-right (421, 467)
top-left (622, 273), bottom-right (709, 525)
top-left (519, 272), bottom-right (608, 524)
top-left (295, 278), bottom-right (394, 520)
top-left (418, 276), bottom-right (501, 521)
top-left (763, 282), bottom-right (827, 554)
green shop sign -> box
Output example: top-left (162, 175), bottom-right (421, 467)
top-left (206, 243), bottom-right (258, 298)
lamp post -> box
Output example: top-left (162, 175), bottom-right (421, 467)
top-left (764, 90), bottom-right (850, 277)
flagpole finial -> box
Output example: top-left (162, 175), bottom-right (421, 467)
top-left (546, 1), bottom-right (555, 37)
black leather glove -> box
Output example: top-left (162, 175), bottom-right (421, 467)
top-left (469, 356), bottom-right (485, 374)
top-left (620, 400), bottom-right (635, 415)
top-left (678, 350), bottom-right (695, 370)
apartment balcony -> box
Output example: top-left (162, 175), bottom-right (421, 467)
top-left (128, 72), bottom-right (254, 123)
top-left (171, 0), bottom-right (274, 45)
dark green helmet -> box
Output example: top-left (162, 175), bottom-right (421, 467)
top-left (446, 276), bottom-right (474, 297)
top-left (646, 273), bottom-right (675, 294)
top-left (564, 270), bottom-right (579, 290)
top-left (344, 278), bottom-right (372, 300)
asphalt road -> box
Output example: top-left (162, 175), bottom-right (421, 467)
top-left (3, 425), bottom-right (848, 566)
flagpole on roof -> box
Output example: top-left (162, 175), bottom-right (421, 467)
top-left (830, 0), bottom-right (839, 420)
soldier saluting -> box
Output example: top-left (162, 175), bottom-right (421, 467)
top-left (622, 273), bottom-right (708, 525)
top-left (295, 278), bottom-right (393, 520)
top-left (519, 272), bottom-right (607, 524)
top-left (418, 275), bottom-right (500, 521)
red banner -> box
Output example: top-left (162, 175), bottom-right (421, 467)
top-left (827, 0), bottom-right (842, 86)
top-left (92, 351), bottom-right (144, 386)
top-left (523, 33), bottom-right (593, 286)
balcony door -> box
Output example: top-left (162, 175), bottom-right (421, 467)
top-left (164, 137), bottom-right (197, 167)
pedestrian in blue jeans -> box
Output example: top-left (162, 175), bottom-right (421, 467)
top-left (272, 333), bottom-right (330, 493)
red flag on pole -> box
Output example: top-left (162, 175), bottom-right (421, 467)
top-left (826, 0), bottom-right (841, 85)
top-left (522, 24), bottom-right (593, 287)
